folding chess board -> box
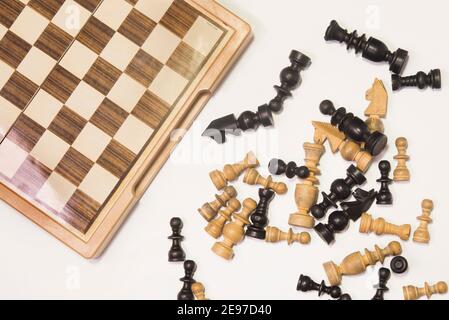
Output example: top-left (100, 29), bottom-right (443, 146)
top-left (0, 0), bottom-right (251, 257)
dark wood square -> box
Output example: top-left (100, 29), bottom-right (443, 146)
top-left (125, 49), bottom-right (163, 87)
top-left (125, 0), bottom-right (138, 5)
top-left (0, 31), bottom-right (32, 68)
top-left (132, 90), bottom-right (170, 129)
top-left (0, 71), bottom-right (38, 110)
top-left (35, 23), bottom-right (73, 60)
top-left (160, 0), bottom-right (200, 38)
top-left (28, 0), bottom-right (64, 20)
top-left (49, 106), bottom-right (87, 145)
top-left (7, 114), bottom-right (46, 152)
top-left (74, 0), bottom-right (102, 12)
top-left (78, 16), bottom-right (114, 55)
top-left (90, 98), bottom-right (128, 137)
top-left (167, 42), bottom-right (205, 79)
top-left (55, 147), bottom-right (94, 187)
top-left (83, 57), bottom-right (121, 95)
top-left (61, 189), bottom-right (101, 234)
top-left (0, 0), bottom-right (25, 28)
top-left (11, 156), bottom-right (51, 198)
top-left (118, 8), bottom-right (156, 47)
top-left (42, 65), bottom-right (81, 103)
top-left (97, 139), bottom-right (135, 178)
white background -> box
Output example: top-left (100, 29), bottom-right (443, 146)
top-left (1, 0), bottom-right (448, 300)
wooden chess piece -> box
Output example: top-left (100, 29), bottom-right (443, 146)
top-left (338, 294), bottom-right (352, 300)
top-left (392, 69), bottom-right (441, 91)
top-left (376, 160), bottom-right (393, 205)
top-left (243, 169), bottom-right (288, 195)
top-left (168, 217), bottom-right (186, 262)
top-left (265, 227), bottom-right (311, 245)
top-left (324, 20), bottom-right (409, 74)
top-left (320, 100), bottom-right (388, 156)
top-left (209, 152), bottom-right (259, 190)
top-left (323, 241), bottom-right (402, 286)
top-left (205, 198), bottom-right (241, 239)
top-left (393, 137), bottom-right (410, 181)
top-left (246, 189), bottom-right (275, 240)
top-left (403, 281), bottom-right (448, 300)
top-left (297, 275), bottom-right (343, 299)
top-left (310, 165), bottom-right (366, 220)
top-left (365, 79), bottom-right (388, 133)
top-left (372, 268), bottom-right (391, 300)
top-left (413, 199), bottom-right (433, 244)
top-left (177, 260), bottom-right (197, 300)
top-left (212, 198), bottom-right (257, 260)
top-left (198, 186), bottom-right (237, 221)
top-left (359, 213), bottom-right (411, 241)
top-left (192, 282), bottom-right (208, 300)
top-left (268, 159), bottom-right (310, 179)
top-left (390, 256), bottom-right (408, 274)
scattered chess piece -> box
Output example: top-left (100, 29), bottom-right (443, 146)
top-left (265, 227), bottom-right (311, 245)
top-left (364, 79), bottom-right (388, 133)
top-left (338, 294), bottom-right (352, 300)
top-left (192, 282), bottom-right (208, 300)
top-left (413, 199), bottom-right (433, 244)
top-left (392, 69), bottom-right (441, 91)
top-left (324, 20), bottom-right (409, 74)
top-left (243, 169), bottom-right (288, 195)
top-left (198, 186), bottom-right (237, 221)
top-left (168, 217), bottom-right (186, 262)
top-left (320, 100), bottom-right (388, 156)
top-left (390, 256), bottom-right (408, 274)
top-left (202, 50), bottom-right (310, 143)
top-left (212, 198), bottom-right (257, 260)
top-left (315, 189), bottom-right (376, 244)
top-left (310, 165), bottom-right (366, 220)
top-left (177, 260), bottom-right (197, 300)
top-left (376, 160), bottom-right (393, 205)
top-left (205, 198), bottom-right (241, 239)
top-left (297, 275), bottom-right (343, 299)
top-left (323, 241), bottom-right (402, 286)
top-left (359, 213), bottom-right (411, 241)
top-left (268, 159), bottom-right (310, 179)
top-left (372, 268), bottom-right (391, 300)
top-left (393, 137), bottom-right (410, 181)
top-left (209, 152), bottom-right (259, 190)
top-left (403, 281), bottom-right (448, 300)
top-left (246, 189), bottom-right (275, 240)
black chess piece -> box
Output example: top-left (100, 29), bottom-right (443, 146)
top-left (168, 217), bottom-right (186, 262)
top-left (338, 294), bottom-right (352, 300)
top-left (245, 188), bottom-right (275, 240)
top-left (297, 275), bottom-right (342, 299)
top-left (268, 159), bottom-right (310, 179)
top-left (314, 189), bottom-right (377, 244)
top-left (392, 69), bottom-right (441, 91)
top-left (177, 260), bottom-right (197, 300)
top-left (202, 50), bottom-right (310, 144)
top-left (320, 100), bottom-right (387, 156)
top-left (390, 256), bottom-right (408, 274)
top-left (324, 20), bottom-right (409, 74)
top-left (310, 165), bottom-right (366, 220)
top-left (376, 160), bottom-right (393, 205)
top-left (372, 268), bottom-right (391, 300)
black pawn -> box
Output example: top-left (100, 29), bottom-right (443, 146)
top-left (376, 160), bottom-right (393, 205)
top-left (392, 69), bottom-right (441, 91)
top-left (324, 20), bottom-right (408, 74)
top-left (177, 260), bottom-right (197, 300)
top-left (390, 256), bottom-right (408, 274)
top-left (338, 294), bottom-right (352, 300)
top-left (310, 165), bottom-right (366, 220)
top-left (268, 50), bottom-right (311, 113)
top-left (245, 188), bottom-right (275, 240)
top-left (268, 159), bottom-right (310, 179)
top-left (372, 268), bottom-right (391, 300)
top-left (297, 275), bottom-right (342, 299)
top-left (168, 217), bottom-right (186, 262)
top-left (320, 100), bottom-right (387, 156)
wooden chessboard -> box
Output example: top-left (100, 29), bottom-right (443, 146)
top-left (0, 0), bottom-right (251, 258)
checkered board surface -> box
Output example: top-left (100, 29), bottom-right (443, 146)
top-left (0, 0), bottom-right (226, 235)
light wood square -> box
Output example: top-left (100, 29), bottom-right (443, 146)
top-left (66, 81), bottom-right (104, 120)
top-left (0, 138), bottom-right (29, 179)
top-left (0, 24), bottom-right (7, 39)
top-left (183, 16), bottom-right (223, 56)
top-left (0, 96), bottom-right (21, 139)
top-left (107, 74), bottom-right (146, 112)
top-left (24, 90), bottom-right (63, 128)
top-left (30, 131), bottom-right (70, 170)
top-left (36, 172), bottom-right (77, 212)
top-left (100, 33), bottom-right (140, 71)
top-left (18, 0), bottom-right (30, 4)
top-left (72, 123), bottom-right (111, 161)
top-left (149, 66), bottom-right (188, 105)
top-left (114, 115), bottom-right (153, 154)
top-left (79, 163), bottom-right (119, 204)
top-left (142, 24), bottom-right (180, 64)
top-left (10, 6), bottom-right (49, 44)
top-left (17, 47), bottom-right (57, 85)
top-left (0, 60), bottom-right (14, 88)
top-left (94, 0), bottom-right (133, 30)
top-left (135, 0), bottom-right (173, 23)
top-left (52, 0), bottom-right (90, 36)
top-left (60, 40), bottom-right (97, 79)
